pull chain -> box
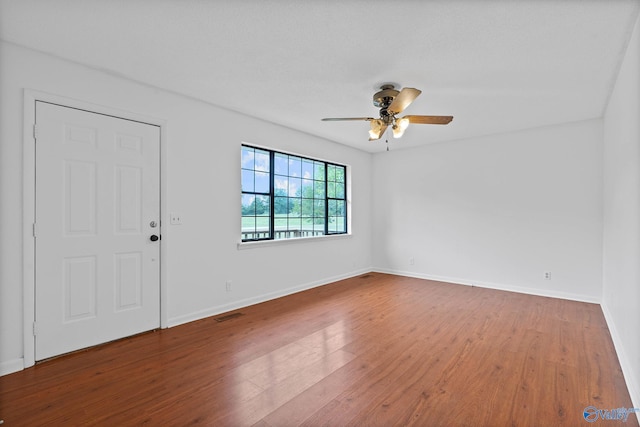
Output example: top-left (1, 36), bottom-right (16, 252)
top-left (386, 138), bottom-right (389, 151)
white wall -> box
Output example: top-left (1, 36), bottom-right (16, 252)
top-left (603, 12), bottom-right (640, 409)
top-left (372, 120), bottom-right (604, 302)
top-left (0, 41), bottom-right (373, 374)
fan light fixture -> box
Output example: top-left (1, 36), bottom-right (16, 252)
top-left (392, 117), bottom-right (410, 138)
top-left (369, 120), bottom-right (383, 139)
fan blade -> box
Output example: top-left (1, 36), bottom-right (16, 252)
top-left (321, 117), bottom-right (374, 121)
top-left (405, 115), bottom-right (453, 125)
top-left (388, 88), bottom-right (422, 115)
top-left (368, 120), bottom-right (388, 141)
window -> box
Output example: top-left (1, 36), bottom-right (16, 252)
top-left (241, 145), bottom-right (347, 241)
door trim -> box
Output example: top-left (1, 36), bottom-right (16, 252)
top-left (23, 90), bottom-right (168, 368)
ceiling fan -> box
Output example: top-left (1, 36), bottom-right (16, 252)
top-left (322, 84), bottom-right (453, 141)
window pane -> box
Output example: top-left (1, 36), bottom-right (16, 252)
top-left (255, 150), bottom-right (270, 172)
top-left (289, 177), bottom-right (301, 197)
top-left (275, 153), bottom-right (288, 175)
top-left (274, 217), bottom-right (287, 230)
top-left (242, 216), bottom-right (256, 233)
top-left (258, 217), bottom-right (270, 231)
top-left (301, 179), bottom-right (313, 198)
top-left (241, 146), bottom-right (255, 169)
top-left (335, 166), bottom-right (345, 183)
top-left (335, 200), bottom-right (345, 216)
top-left (327, 182), bottom-right (336, 198)
top-left (302, 218), bottom-right (314, 231)
top-left (288, 217), bottom-right (302, 232)
top-left (242, 194), bottom-right (255, 215)
top-left (302, 160), bottom-right (314, 179)
top-left (314, 162), bottom-right (325, 180)
top-left (327, 164), bottom-right (336, 181)
top-left (288, 198), bottom-right (300, 217)
top-left (255, 195), bottom-right (270, 216)
top-left (255, 171), bottom-right (269, 193)
top-left (335, 217), bottom-right (346, 233)
top-left (289, 157), bottom-right (302, 177)
top-left (314, 219), bottom-right (325, 232)
top-left (301, 199), bottom-right (313, 217)
top-left (241, 169), bottom-right (254, 192)
top-left (274, 176), bottom-right (288, 194)
top-left (314, 200), bottom-right (325, 217)
top-left (328, 199), bottom-right (337, 216)
top-left (314, 181), bottom-right (325, 198)
top-left (274, 196), bottom-right (288, 215)
top-left (255, 216), bottom-right (270, 231)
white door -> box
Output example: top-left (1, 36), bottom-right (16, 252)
top-left (34, 101), bottom-right (161, 361)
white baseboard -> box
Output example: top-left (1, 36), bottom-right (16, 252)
top-left (167, 268), bottom-right (371, 328)
top-left (601, 302), bottom-right (640, 411)
top-left (0, 358), bottom-right (24, 376)
top-left (373, 268), bottom-right (601, 304)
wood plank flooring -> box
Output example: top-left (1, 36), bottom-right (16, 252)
top-left (1, 273), bottom-right (636, 426)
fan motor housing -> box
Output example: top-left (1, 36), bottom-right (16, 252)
top-left (373, 84), bottom-right (399, 108)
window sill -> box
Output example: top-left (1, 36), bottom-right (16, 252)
top-left (237, 233), bottom-right (351, 250)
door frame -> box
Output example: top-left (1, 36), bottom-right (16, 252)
top-left (22, 90), bottom-right (168, 368)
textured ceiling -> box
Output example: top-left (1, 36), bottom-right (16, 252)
top-left (1, 0), bottom-right (639, 152)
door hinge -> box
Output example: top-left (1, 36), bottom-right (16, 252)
top-left (33, 223), bottom-right (37, 238)
top-left (33, 322), bottom-right (38, 336)
top-left (33, 124), bottom-right (38, 140)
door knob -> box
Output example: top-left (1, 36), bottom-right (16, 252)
top-left (150, 235), bottom-right (159, 242)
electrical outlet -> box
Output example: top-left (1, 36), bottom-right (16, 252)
top-left (409, 257), bottom-right (415, 266)
top-left (225, 280), bottom-right (232, 292)
top-left (544, 272), bottom-right (551, 280)
top-left (170, 213), bottom-right (182, 225)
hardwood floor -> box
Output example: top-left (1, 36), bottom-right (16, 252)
top-left (1, 273), bottom-right (636, 426)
